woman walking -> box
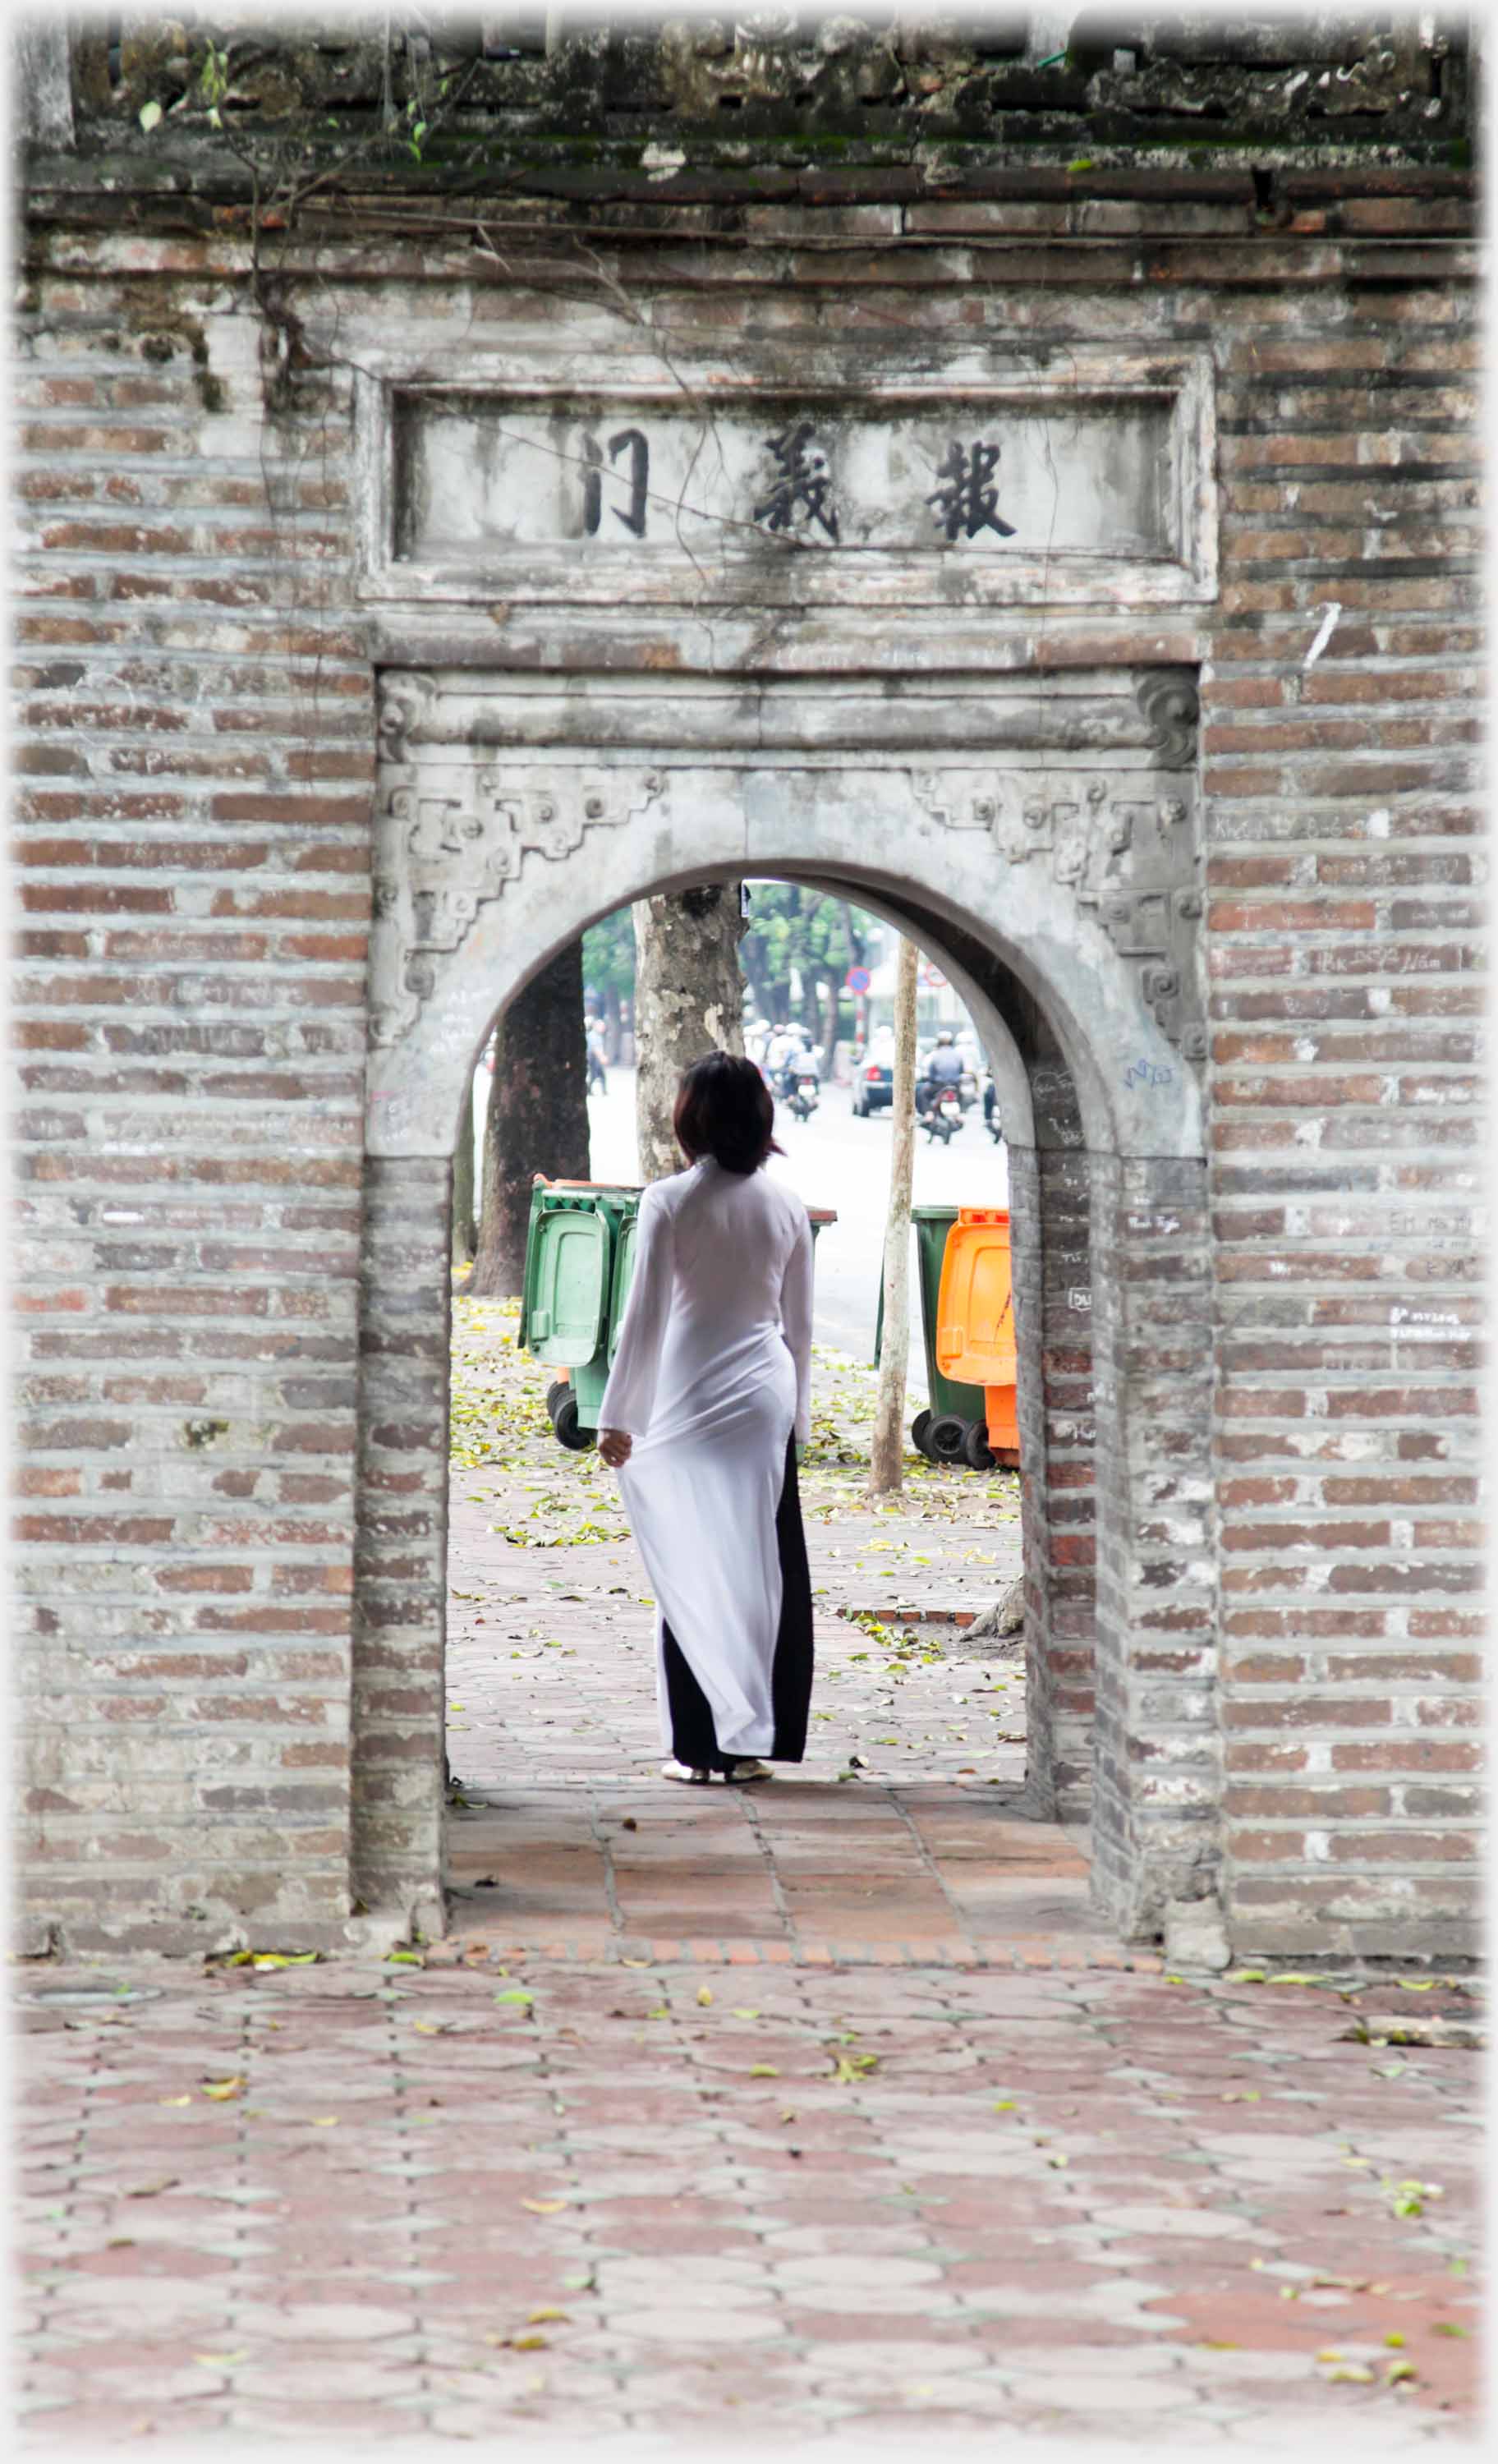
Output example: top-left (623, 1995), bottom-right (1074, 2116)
top-left (597, 1052), bottom-right (815, 1784)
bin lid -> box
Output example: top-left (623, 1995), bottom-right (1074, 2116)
top-left (545, 1179), bottom-right (642, 1196)
top-left (935, 1213), bottom-right (1017, 1389)
top-left (523, 1205), bottom-right (612, 1368)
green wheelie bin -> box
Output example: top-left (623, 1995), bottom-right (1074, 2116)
top-left (522, 1181), bottom-right (838, 1452)
top-left (873, 1202), bottom-right (990, 1466)
top-left (518, 1180), bottom-right (641, 1450)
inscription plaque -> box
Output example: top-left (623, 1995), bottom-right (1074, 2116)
top-left (359, 354), bottom-right (1216, 610)
top-left (396, 392), bottom-right (1169, 559)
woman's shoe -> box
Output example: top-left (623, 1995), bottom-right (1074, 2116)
top-left (661, 1758), bottom-right (711, 1785)
top-left (725, 1759), bottom-right (774, 1783)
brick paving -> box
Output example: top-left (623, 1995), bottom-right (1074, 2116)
top-left (15, 1302), bottom-right (1483, 2449)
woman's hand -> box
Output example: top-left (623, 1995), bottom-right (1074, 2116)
top-left (598, 1427), bottom-right (633, 1469)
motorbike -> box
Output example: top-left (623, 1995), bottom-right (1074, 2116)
top-left (918, 1085), bottom-right (964, 1145)
top-left (787, 1072), bottom-right (820, 1124)
top-left (982, 1074), bottom-right (1003, 1142)
top-left (958, 1068), bottom-right (980, 1112)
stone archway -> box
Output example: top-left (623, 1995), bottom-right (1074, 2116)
top-left (353, 665), bottom-right (1215, 1948)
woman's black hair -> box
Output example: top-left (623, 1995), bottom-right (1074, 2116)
top-left (673, 1050), bottom-right (783, 1176)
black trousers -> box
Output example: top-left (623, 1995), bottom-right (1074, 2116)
top-left (659, 1436), bottom-right (814, 1772)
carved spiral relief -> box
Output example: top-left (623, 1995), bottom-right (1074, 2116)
top-left (1135, 670), bottom-right (1200, 772)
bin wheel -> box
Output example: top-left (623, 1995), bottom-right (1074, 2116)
top-left (926, 1413), bottom-right (969, 1464)
top-left (545, 1379), bottom-right (570, 1424)
top-left (551, 1394), bottom-right (595, 1452)
top-left (963, 1421), bottom-right (996, 1472)
top-left (911, 1408), bottom-right (934, 1460)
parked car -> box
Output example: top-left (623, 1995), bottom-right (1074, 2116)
top-left (851, 1037), bottom-right (894, 1115)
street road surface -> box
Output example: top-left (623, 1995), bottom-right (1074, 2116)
top-left (475, 1064), bottom-right (1009, 1395)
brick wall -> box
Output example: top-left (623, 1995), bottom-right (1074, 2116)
top-left (1089, 1154), bottom-right (1218, 1936)
top-left (1203, 261), bottom-right (1484, 1958)
top-left (14, 278), bottom-right (375, 1950)
top-left (15, 99), bottom-right (1482, 1957)
top-left (1009, 1106), bottom-right (1098, 1829)
top-left (352, 1154), bottom-right (450, 1928)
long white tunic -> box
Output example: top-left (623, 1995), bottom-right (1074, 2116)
top-left (598, 1159), bottom-right (815, 1758)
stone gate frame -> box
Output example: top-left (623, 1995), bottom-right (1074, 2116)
top-left (353, 664), bottom-right (1216, 1945)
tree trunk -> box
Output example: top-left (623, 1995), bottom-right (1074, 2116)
top-left (738, 923), bottom-right (774, 1026)
top-left (451, 1071), bottom-right (476, 1266)
top-left (868, 933), bottom-right (919, 1495)
top-left (470, 940), bottom-right (590, 1297)
top-left (602, 979), bottom-right (622, 1064)
top-left (819, 973), bottom-right (841, 1077)
top-left (633, 885), bottom-right (746, 1182)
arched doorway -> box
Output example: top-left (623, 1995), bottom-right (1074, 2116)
top-left (353, 664), bottom-right (1215, 1950)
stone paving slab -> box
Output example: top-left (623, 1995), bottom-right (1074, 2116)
top-left (14, 1949), bottom-right (1482, 2452)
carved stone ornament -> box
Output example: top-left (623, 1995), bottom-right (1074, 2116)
top-left (1134, 670), bottom-right (1200, 771)
top-left (910, 767), bottom-right (1206, 1059)
top-left (370, 719), bottom-right (666, 1046)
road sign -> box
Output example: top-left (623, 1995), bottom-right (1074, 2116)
top-left (921, 964), bottom-right (947, 990)
top-left (845, 965), bottom-right (871, 994)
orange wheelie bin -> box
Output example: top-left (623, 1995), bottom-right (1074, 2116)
top-left (933, 1207), bottom-right (1020, 1471)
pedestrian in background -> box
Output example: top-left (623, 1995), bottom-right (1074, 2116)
top-left (597, 1053), bottom-right (815, 1784)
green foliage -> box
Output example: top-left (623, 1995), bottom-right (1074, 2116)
top-left (200, 40), bottom-right (231, 131)
top-left (739, 883), bottom-right (872, 1026)
top-left (581, 889), bottom-right (880, 1034)
top-left (581, 908), bottom-right (636, 1006)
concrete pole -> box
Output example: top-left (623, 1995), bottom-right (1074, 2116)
top-left (869, 932), bottom-right (919, 1495)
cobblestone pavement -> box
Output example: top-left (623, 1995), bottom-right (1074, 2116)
top-left (14, 1299), bottom-right (1484, 2453)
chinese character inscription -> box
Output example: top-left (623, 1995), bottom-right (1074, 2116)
top-left (582, 427), bottom-right (650, 538)
top-left (926, 440), bottom-right (1017, 543)
top-left (752, 423), bottom-right (840, 542)
top-left (394, 382), bottom-right (1194, 574)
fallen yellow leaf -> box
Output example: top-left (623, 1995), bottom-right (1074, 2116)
top-left (527, 2307), bottom-right (569, 2324)
top-left (696, 1985), bottom-right (714, 2007)
top-left (521, 2199), bottom-right (567, 2214)
top-left (200, 2077), bottom-right (245, 2101)
top-left (159, 2095), bottom-right (192, 2108)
